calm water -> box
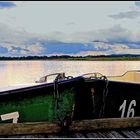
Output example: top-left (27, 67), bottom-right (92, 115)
top-left (0, 60), bottom-right (140, 87)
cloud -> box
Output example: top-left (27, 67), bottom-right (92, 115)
top-left (0, 42), bottom-right (44, 56)
top-left (0, 24), bottom-right (139, 44)
top-left (0, 23), bottom-right (44, 56)
top-left (77, 41), bottom-right (140, 56)
top-left (77, 51), bottom-right (110, 56)
top-left (0, 23), bottom-right (38, 44)
top-left (93, 25), bottom-right (137, 43)
top-left (0, 23), bottom-right (140, 56)
top-left (93, 41), bottom-right (129, 51)
top-left (0, 1), bottom-right (16, 9)
top-left (78, 40), bottom-right (140, 56)
top-left (1, 22), bottom-right (136, 46)
top-left (26, 43), bottom-right (44, 54)
top-left (78, 48), bottom-right (140, 56)
top-left (45, 25), bottom-right (140, 44)
top-left (65, 22), bottom-right (76, 26)
top-left (109, 11), bottom-right (140, 19)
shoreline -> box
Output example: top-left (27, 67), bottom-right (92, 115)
top-left (0, 58), bottom-right (140, 61)
top-left (0, 56), bottom-right (140, 61)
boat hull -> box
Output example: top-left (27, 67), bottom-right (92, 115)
top-left (0, 77), bottom-right (83, 123)
top-left (103, 81), bottom-right (140, 118)
top-left (73, 78), bottom-right (140, 120)
top-left (0, 76), bottom-right (140, 123)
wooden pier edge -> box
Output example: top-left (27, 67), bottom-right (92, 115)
top-left (0, 117), bottom-right (140, 136)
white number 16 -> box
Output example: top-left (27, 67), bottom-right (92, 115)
top-left (119, 100), bottom-right (136, 118)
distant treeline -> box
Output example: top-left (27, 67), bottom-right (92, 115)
top-left (0, 55), bottom-right (140, 61)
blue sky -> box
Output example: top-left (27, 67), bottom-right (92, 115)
top-left (0, 1), bottom-right (16, 9)
top-left (0, 1), bottom-right (140, 56)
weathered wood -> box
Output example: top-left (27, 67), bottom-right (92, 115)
top-left (0, 122), bottom-right (61, 135)
top-left (102, 131), bottom-right (124, 138)
top-left (47, 134), bottom-right (60, 138)
top-left (69, 117), bottom-right (140, 132)
top-left (121, 130), bottom-right (140, 138)
top-left (71, 133), bottom-right (86, 138)
top-left (106, 131), bottom-right (124, 138)
top-left (135, 129), bottom-right (140, 136)
top-left (97, 132), bottom-right (107, 138)
top-left (9, 134), bottom-right (46, 138)
top-left (135, 129), bottom-right (140, 133)
top-left (86, 133), bottom-right (101, 138)
top-left (86, 132), bottom-right (107, 138)
top-left (0, 117), bottom-right (140, 136)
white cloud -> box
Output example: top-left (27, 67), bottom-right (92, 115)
top-left (27, 43), bottom-right (44, 54)
top-left (20, 50), bottom-right (27, 55)
top-left (0, 22), bottom-right (140, 44)
top-left (77, 40), bottom-right (140, 56)
top-left (78, 48), bottom-right (140, 56)
top-left (0, 22), bottom-right (140, 56)
top-left (0, 23), bottom-right (44, 55)
top-left (109, 11), bottom-right (140, 19)
top-left (77, 51), bottom-right (110, 56)
top-left (93, 42), bottom-right (129, 51)
top-left (111, 48), bottom-right (140, 55)
top-left (0, 23), bottom-right (39, 45)
top-left (44, 25), bottom-right (140, 43)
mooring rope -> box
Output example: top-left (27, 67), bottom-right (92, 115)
top-left (53, 74), bottom-right (73, 132)
top-left (99, 75), bottom-right (109, 118)
top-left (82, 72), bottom-right (109, 118)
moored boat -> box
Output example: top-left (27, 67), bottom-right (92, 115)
top-left (0, 71), bottom-right (139, 124)
top-left (74, 71), bottom-right (140, 120)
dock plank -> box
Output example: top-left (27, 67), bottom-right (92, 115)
top-left (121, 130), bottom-right (140, 138)
top-left (0, 117), bottom-right (140, 136)
top-left (86, 132), bottom-right (107, 138)
top-left (70, 132), bottom-right (86, 138)
top-left (103, 131), bottom-right (125, 138)
top-left (47, 134), bottom-right (60, 138)
top-left (86, 133), bottom-right (101, 138)
top-left (3, 134), bottom-right (46, 138)
top-left (135, 129), bottom-right (140, 136)
top-left (1, 129), bottom-right (140, 138)
top-left (0, 117), bottom-right (139, 138)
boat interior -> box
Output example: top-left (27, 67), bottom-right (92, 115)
top-left (107, 70), bottom-right (140, 84)
top-left (0, 70), bottom-right (139, 93)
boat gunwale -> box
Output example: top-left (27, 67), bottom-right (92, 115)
top-left (0, 76), bottom-right (83, 96)
top-left (108, 79), bottom-right (140, 85)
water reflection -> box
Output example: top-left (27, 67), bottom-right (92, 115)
top-left (0, 60), bottom-right (140, 87)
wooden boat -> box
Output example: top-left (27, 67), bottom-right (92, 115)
top-left (0, 71), bottom-right (139, 125)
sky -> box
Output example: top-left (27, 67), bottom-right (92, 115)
top-left (0, 1), bottom-right (140, 56)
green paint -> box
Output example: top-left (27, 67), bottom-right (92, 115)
top-left (0, 88), bottom-right (75, 123)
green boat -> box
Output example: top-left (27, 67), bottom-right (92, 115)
top-left (0, 71), bottom-right (140, 125)
top-left (0, 73), bottom-right (79, 124)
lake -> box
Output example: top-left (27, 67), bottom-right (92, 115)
top-left (0, 60), bottom-right (140, 88)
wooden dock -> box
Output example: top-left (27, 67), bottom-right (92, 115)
top-left (0, 117), bottom-right (140, 138)
top-left (4, 128), bottom-right (140, 138)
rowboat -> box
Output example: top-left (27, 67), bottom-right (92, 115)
top-left (0, 70), bottom-right (139, 126)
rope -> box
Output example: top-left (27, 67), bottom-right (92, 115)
top-left (99, 75), bottom-right (109, 118)
top-left (53, 72), bottom-right (109, 130)
top-left (82, 72), bottom-right (109, 118)
top-left (53, 74), bottom-right (72, 133)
